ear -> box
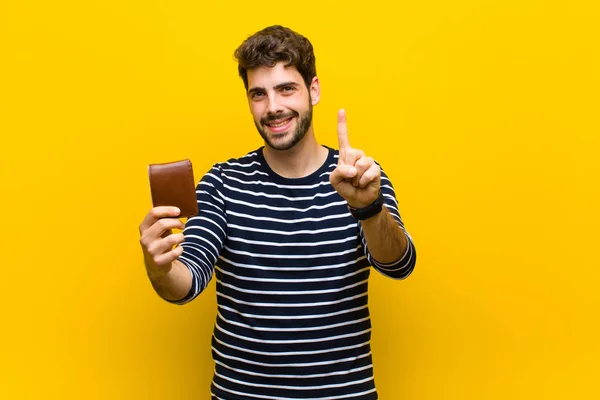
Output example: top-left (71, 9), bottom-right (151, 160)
top-left (309, 76), bottom-right (320, 106)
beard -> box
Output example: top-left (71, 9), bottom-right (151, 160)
top-left (254, 101), bottom-right (313, 151)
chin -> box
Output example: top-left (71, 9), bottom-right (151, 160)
top-left (274, 130), bottom-right (309, 151)
top-left (267, 140), bottom-right (296, 151)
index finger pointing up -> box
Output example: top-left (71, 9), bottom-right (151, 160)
top-left (337, 109), bottom-right (351, 150)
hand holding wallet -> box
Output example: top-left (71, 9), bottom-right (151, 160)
top-left (148, 159), bottom-right (198, 217)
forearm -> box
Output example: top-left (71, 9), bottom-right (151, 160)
top-left (360, 206), bottom-right (408, 264)
top-left (146, 259), bottom-right (192, 302)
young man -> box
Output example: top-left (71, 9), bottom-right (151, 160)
top-left (139, 25), bottom-right (416, 400)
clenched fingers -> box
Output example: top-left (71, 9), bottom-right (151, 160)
top-left (340, 148), bottom-right (364, 169)
top-left (329, 164), bottom-right (357, 188)
top-left (146, 232), bottom-right (185, 258)
top-left (358, 162), bottom-right (380, 188)
top-left (140, 218), bottom-right (185, 251)
top-left (352, 156), bottom-right (374, 186)
top-left (149, 245), bottom-right (184, 269)
top-left (150, 216), bottom-right (185, 239)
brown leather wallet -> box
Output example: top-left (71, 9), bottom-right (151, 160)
top-left (148, 159), bottom-right (198, 217)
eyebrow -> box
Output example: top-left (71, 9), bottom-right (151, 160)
top-left (247, 81), bottom-right (300, 95)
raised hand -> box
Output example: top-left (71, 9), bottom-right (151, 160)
top-left (329, 109), bottom-right (381, 209)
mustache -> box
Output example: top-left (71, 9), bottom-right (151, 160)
top-left (261, 111), bottom-right (298, 125)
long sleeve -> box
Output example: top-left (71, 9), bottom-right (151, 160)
top-left (360, 166), bottom-right (417, 280)
top-left (168, 164), bottom-right (228, 305)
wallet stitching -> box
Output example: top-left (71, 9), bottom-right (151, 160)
top-left (187, 160), bottom-right (195, 195)
top-left (186, 160), bottom-right (198, 215)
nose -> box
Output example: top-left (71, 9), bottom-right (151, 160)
top-left (266, 94), bottom-right (284, 115)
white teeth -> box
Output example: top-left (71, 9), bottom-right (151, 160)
top-left (268, 119), bottom-right (291, 128)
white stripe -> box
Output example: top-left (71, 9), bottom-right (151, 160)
top-left (383, 193), bottom-right (399, 207)
top-left (218, 304), bottom-right (368, 321)
top-left (223, 244), bottom-right (360, 259)
top-left (224, 195), bottom-right (347, 212)
top-left (216, 291), bottom-right (368, 308)
top-left (215, 265), bottom-right (370, 284)
top-left (226, 209), bottom-right (349, 224)
top-left (183, 223), bottom-right (226, 243)
top-left (224, 184), bottom-right (338, 201)
top-left (181, 243), bottom-right (216, 266)
top-left (185, 218), bottom-right (226, 238)
top-left (212, 381), bottom-right (376, 400)
top-left (225, 174), bottom-right (333, 190)
top-left (374, 240), bottom-right (413, 269)
top-left (217, 310), bottom-right (370, 332)
top-left (374, 251), bottom-right (414, 275)
top-left (226, 235), bottom-right (357, 248)
top-left (216, 278), bottom-right (368, 296)
top-left (216, 322), bottom-right (371, 345)
top-left (212, 346), bottom-right (371, 368)
top-left (188, 206), bottom-right (226, 221)
top-left (367, 236), bottom-right (415, 273)
top-left (218, 254), bottom-right (367, 272)
top-left (239, 151), bottom-right (259, 159)
top-left (195, 200), bottom-right (223, 214)
top-left (178, 257), bottom-right (212, 288)
top-left (214, 359), bottom-right (372, 379)
top-left (224, 160), bottom-right (261, 168)
top-left (227, 222), bottom-right (357, 236)
top-left (222, 168), bottom-right (269, 177)
top-left (185, 233), bottom-right (220, 255)
top-left (197, 186), bottom-right (225, 206)
top-left (203, 172), bottom-right (223, 184)
top-left (213, 334), bottom-right (370, 356)
top-left (215, 370), bottom-right (373, 391)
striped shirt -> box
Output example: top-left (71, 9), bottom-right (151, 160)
top-left (173, 146), bottom-right (416, 399)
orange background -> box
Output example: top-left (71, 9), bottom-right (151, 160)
top-left (1, 0), bottom-right (599, 398)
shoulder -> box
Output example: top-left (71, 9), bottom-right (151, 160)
top-left (214, 147), bottom-right (262, 169)
top-left (224, 147), bottom-right (263, 166)
top-left (204, 147), bottom-right (264, 175)
top-left (200, 148), bottom-right (273, 188)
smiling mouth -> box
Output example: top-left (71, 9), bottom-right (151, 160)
top-left (265, 117), bottom-right (293, 128)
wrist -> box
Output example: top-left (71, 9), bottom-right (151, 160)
top-left (348, 190), bottom-right (384, 220)
top-left (145, 259), bottom-right (173, 281)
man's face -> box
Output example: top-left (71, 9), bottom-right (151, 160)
top-left (246, 63), bottom-right (319, 151)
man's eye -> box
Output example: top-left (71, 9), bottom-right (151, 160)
top-left (283, 86), bottom-right (293, 92)
top-left (251, 92), bottom-right (265, 99)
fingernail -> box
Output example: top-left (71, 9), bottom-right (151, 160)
top-left (173, 207), bottom-right (180, 215)
top-left (349, 167), bottom-right (357, 176)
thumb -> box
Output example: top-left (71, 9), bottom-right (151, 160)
top-left (330, 164), bottom-right (357, 187)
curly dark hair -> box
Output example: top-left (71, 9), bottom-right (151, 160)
top-left (234, 25), bottom-right (317, 91)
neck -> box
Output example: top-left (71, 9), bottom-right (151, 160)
top-left (263, 129), bottom-right (329, 179)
